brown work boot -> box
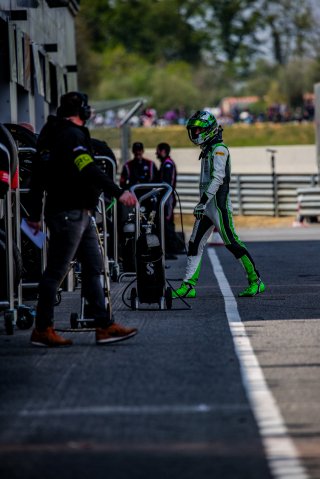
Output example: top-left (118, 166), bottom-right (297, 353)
top-left (31, 327), bottom-right (73, 347)
top-left (96, 323), bottom-right (138, 344)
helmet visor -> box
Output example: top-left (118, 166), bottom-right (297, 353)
top-left (188, 126), bottom-right (207, 144)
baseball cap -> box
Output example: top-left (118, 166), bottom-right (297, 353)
top-left (132, 142), bottom-right (144, 152)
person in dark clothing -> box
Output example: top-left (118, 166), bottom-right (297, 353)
top-left (27, 91), bottom-right (138, 347)
top-left (118, 142), bottom-right (158, 268)
top-left (156, 142), bottom-right (180, 259)
top-left (120, 142), bottom-right (158, 189)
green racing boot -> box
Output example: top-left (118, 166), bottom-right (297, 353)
top-left (238, 278), bottom-right (265, 297)
top-left (172, 281), bottom-right (196, 299)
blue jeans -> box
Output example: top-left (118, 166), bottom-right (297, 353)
top-left (36, 209), bottom-right (111, 330)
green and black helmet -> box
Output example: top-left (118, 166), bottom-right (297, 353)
top-left (187, 110), bottom-right (219, 146)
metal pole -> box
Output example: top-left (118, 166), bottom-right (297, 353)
top-left (236, 175), bottom-right (243, 215)
top-left (267, 148), bottom-right (278, 216)
top-left (94, 155), bottom-right (118, 266)
top-left (120, 123), bottom-right (130, 167)
top-left (314, 83), bottom-right (320, 183)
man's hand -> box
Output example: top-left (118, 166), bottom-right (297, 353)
top-left (119, 190), bottom-right (137, 207)
top-left (193, 202), bottom-right (206, 220)
top-left (26, 220), bottom-right (41, 235)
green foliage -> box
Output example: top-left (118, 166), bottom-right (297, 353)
top-left (95, 46), bottom-right (152, 100)
top-left (76, 0), bottom-right (320, 114)
top-left (79, 0), bottom-right (203, 63)
top-left (75, 16), bottom-right (102, 94)
top-left (149, 63), bottom-right (200, 114)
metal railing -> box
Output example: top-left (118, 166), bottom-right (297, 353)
top-left (296, 187), bottom-right (320, 218)
top-left (176, 173), bottom-right (320, 216)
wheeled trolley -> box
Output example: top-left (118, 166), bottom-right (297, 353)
top-left (69, 196), bottom-right (113, 329)
top-left (94, 154), bottom-right (120, 282)
top-left (128, 183), bottom-right (173, 311)
top-left (0, 123), bottom-right (36, 334)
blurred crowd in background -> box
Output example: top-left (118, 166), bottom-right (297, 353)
top-left (90, 97), bottom-right (315, 129)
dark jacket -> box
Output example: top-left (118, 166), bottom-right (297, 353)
top-left (28, 116), bottom-right (122, 221)
top-left (158, 156), bottom-right (176, 190)
top-left (120, 157), bottom-right (158, 189)
top-left (158, 156), bottom-right (177, 220)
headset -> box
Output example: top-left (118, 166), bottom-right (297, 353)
top-left (57, 92), bottom-right (91, 121)
top-left (78, 93), bottom-right (91, 121)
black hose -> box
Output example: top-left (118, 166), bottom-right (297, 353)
top-left (121, 277), bottom-right (191, 311)
top-left (173, 188), bottom-right (188, 256)
top-left (166, 278), bottom-right (192, 310)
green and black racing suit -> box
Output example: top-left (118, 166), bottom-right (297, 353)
top-left (183, 140), bottom-right (261, 287)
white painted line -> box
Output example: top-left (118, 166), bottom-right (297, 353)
top-left (208, 248), bottom-right (309, 479)
top-left (18, 403), bottom-right (250, 417)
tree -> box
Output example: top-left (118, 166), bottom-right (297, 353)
top-left (76, 0), bottom-right (320, 113)
top-left (75, 15), bottom-right (102, 94)
top-left (196, 0), bottom-right (264, 70)
top-left (79, 0), bottom-right (204, 64)
top-left (261, 0), bottom-right (316, 65)
top-left (150, 62), bottom-right (200, 114)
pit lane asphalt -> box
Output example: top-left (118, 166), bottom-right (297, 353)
top-left (0, 226), bottom-right (319, 479)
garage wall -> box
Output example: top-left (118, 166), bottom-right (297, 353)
top-left (0, 0), bottom-right (79, 132)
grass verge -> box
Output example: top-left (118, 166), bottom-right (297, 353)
top-left (91, 123), bottom-right (315, 149)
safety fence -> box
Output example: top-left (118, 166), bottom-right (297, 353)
top-left (175, 173), bottom-right (320, 216)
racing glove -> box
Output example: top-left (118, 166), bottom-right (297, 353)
top-left (193, 193), bottom-right (209, 220)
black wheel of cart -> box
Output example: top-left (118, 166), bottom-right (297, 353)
top-left (55, 289), bottom-right (62, 306)
top-left (0, 230), bottom-right (23, 300)
top-left (70, 312), bottom-right (79, 329)
top-left (165, 287), bottom-right (172, 310)
top-left (111, 263), bottom-right (120, 282)
top-left (130, 287), bottom-right (138, 310)
top-left (4, 311), bottom-right (14, 335)
top-left (16, 306), bottom-right (35, 330)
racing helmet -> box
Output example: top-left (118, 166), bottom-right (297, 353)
top-left (187, 110), bottom-right (219, 146)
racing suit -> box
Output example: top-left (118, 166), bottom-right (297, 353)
top-left (28, 115), bottom-right (124, 330)
top-left (183, 140), bottom-right (260, 287)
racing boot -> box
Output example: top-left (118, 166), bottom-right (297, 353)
top-left (172, 256), bottom-right (201, 299)
top-left (238, 278), bottom-right (265, 297)
top-left (238, 254), bottom-right (265, 297)
top-left (172, 281), bottom-right (196, 299)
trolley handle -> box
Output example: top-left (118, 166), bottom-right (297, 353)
top-left (130, 183), bottom-right (173, 250)
top-left (130, 183), bottom-right (172, 206)
top-left (138, 187), bottom-right (163, 204)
